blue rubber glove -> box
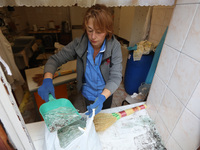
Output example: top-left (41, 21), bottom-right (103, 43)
top-left (38, 78), bottom-right (55, 102)
top-left (86, 105), bottom-right (93, 117)
top-left (85, 94), bottom-right (106, 117)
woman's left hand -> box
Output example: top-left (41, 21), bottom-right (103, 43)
top-left (85, 94), bottom-right (106, 117)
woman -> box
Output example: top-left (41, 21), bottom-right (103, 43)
top-left (38, 4), bottom-right (122, 116)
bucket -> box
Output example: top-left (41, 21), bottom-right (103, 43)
top-left (39, 94), bottom-right (81, 132)
top-left (124, 51), bottom-right (154, 95)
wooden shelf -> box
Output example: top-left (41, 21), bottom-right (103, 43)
top-left (28, 30), bottom-right (61, 34)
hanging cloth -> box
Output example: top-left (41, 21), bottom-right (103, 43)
top-left (0, 29), bottom-right (25, 89)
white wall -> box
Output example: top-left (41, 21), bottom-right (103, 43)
top-left (129, 6), bottom-right (149, 46)
top-left (69, 6), bottom-right (87, 39)
top-left (118, 7), bottom-right (135, 42)
top-left (115, 6), bottom-right (149, 46)
top-left (113, 7), bottom-right (120, 35)
top-left (146, 1), bottom-right (200, 150)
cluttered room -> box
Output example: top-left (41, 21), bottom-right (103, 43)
top-left (0, 0), bottom-right (200, 150)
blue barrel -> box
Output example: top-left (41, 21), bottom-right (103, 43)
top-left (124, 51), bottom-right (154, 95)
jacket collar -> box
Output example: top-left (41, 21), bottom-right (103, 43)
top-left (103, 36), bottom-right (114, 60)
top-left (75, 33), bottom-right (88, 58)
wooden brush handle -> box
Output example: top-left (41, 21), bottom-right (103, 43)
top-left (112, 104), bottom-right (146, 120)
top-left (53, 69), bottom-right (76, 78)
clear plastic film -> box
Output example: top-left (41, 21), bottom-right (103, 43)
top-left (43, 107), bottom-right (81, 132)
top-left (57, 115), bottom-right (87, 148)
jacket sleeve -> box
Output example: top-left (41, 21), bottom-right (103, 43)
top-left (104, 40), bottom-right (122, 94)
top-left (44, 38), bottom-right (79, 74)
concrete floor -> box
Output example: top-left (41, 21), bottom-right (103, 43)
top-left (21, 81), bottom-right (128, 124)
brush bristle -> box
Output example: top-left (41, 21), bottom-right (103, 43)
top-left (94, 113), bottom-right (117, 132)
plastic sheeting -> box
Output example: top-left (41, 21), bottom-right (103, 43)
top-left (145, 27), bottom-right (168, 84)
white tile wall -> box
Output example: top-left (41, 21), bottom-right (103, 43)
top-left (147, 3), bottom-right (200, 150)
top-left (176, 0), bottom-right (200, 4)
top-left (169, 54), bottom-right (200, 105)
top-left (154, 114), bottom-right (170, 145)
top-left (168, 53), bottom-right (200, 105)
top-left (187, 81), bottom-right (200, 119)
top-left (172, 108), bottom-right (200, 150)
top-left (146, 97), bottom-right (157, 121)
top-left (164, 4), bottom-right (198, 51)
top-left (156, 44), bottom-right (179, 85)
top-left (158, 88), bottom-right (184, 133)
top-left (166, 137), bottom-right (182, 150)
top-left (182, 7), bottom-right (200, 62)
top-left (146, 74), bottom-right (166, 111)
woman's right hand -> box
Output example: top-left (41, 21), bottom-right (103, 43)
top-left (38, 78), bottom-right (55, 102)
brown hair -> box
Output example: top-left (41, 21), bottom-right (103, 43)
top-left (83, 4), bottom-right (113, 39)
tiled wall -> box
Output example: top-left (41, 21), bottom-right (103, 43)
top-left (148, 6), bottom-right (174, 45)
top-left (0, 7), bottom-right (27, 35)
top-left (0, 7), bottom-right (70, 34)
top-left (24, 7), bottom-right (70, 30)
top-left (10, 7), bottom-right (28, 34)
top-left (146, 1), bottom-right (200, 150)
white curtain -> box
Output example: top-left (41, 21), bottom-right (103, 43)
top-left (0, 0), bottom-right (77, 7)
top-left (91, 0), bottom-right (175, 7)
top-left (0, 0), bottom-right (175, 7)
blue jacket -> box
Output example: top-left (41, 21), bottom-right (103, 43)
top-left (44, 33), bottom-right (122, 94)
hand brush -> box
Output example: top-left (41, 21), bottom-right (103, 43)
top-left (32, 69), bottom-right (76, 86)
top-left (93, 104), bottom-right (146, 132)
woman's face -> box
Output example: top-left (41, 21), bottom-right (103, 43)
top-left (86, 18), bottom-right (107, 49)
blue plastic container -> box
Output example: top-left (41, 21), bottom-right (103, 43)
top-left (124, 51), bottom-right (154, 95)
